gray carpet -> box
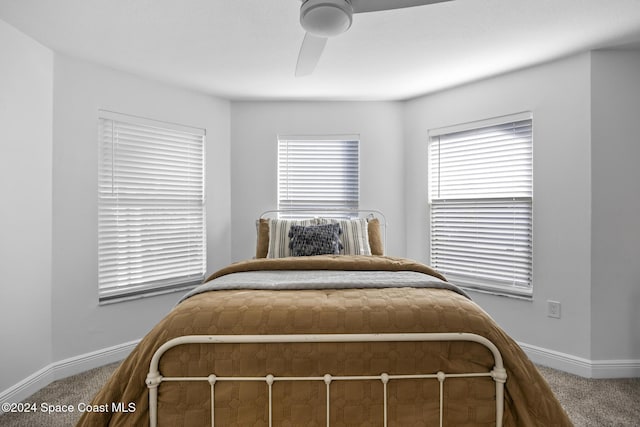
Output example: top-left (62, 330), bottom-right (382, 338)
top-left (536, 365), bottom-right (640, 426)
top-left (0, 362), bottom-right (118, 427)
top-left (1, 362), bottom-right (638, 426)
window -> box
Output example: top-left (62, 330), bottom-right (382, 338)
top-left (428, 113), bottom-right (533, 297)
top-left (277, 135), bottom-right (359, 215)
top-left (98, 111), bottom-right (206, 303)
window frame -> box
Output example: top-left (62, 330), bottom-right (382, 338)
top-left (97, 110), bottom-right (206, 303)
top-left (427, 112), bottom-right (533, 298)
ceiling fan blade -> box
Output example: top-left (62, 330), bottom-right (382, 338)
top-left (351, 0), bottom-right (452, 14)
top-left (295, 32), bottom-right (328, 77)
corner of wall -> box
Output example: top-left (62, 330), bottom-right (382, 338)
top-left (0, 17), bottom-right (55, 395)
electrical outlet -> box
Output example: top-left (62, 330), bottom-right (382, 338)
top-left (547, 300), bottom-right (561, 319)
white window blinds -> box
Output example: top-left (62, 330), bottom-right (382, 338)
top-left (278, 136), bottom-right (359, 213)
top-left (429, 113), bottom-right (533, 296)
top-left (98, 111), bottom-right (206, 302)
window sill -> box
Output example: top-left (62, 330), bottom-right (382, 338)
top-left (460, 285), bottom-right (533, 301)
top-left (98, 283), bottom-right (199, 306)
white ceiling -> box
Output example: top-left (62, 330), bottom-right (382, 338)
top-left (2, 0), bottom-right (640, 101)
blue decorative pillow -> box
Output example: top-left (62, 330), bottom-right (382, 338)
top-left (288, 223), bottom-right (343, 256)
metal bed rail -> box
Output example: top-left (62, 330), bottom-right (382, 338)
top-left (146, 333), bottom-right (507, 427)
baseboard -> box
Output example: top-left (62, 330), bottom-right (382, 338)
top-left (49, 339), bottom-right (140, 380)
top-left (0, 365), bottom-right (55, 414)
top-left (0, 339), bottom-right (139, 412)
top-left (590, 359), bottom-right (640, 379)
top-left (519, 341), bottom-right (640, 379)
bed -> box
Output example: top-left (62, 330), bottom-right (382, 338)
top-left (76, 210), bottom-right (572, 426)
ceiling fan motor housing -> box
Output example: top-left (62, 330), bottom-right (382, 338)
top-left (300, 0), bottom-right (353, 37)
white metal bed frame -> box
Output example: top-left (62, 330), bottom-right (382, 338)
top-left (146, 333), bottom-right (507, 427)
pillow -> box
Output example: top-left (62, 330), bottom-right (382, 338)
top-left (367, 218), bottom-right (384, 256)
top-left (266, 218), bottom-right (317, 258)
top-left (255, 218), bottom-right (270, 258)
top-left (316, 218), bottom-right (371, 255)
top-left (288, 223), bottom-right (343, 257)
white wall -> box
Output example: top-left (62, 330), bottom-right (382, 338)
top-left (0, 19), bottom-right (53, 392)
top-left (404, 54), bottom-right (594, 360)
top-left (229, 101), bottom-right (405, 261)
top-left (590, 50), bottom-right (640, 361)
top-left (51, 55), bottom-right (232, 361)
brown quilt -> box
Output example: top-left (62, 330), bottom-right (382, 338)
top-left (76, 256), bottom-right (572, 426)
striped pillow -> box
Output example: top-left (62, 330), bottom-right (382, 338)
top-left (266, 218), bottom-right (317, 258)
top-left (316, 218), bottom-right (371, 255)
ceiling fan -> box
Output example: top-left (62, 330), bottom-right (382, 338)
top-left (295, 0), bottom-right (453, 76)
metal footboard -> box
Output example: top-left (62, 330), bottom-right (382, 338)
top-left (146, 333), bottom-right (507, 427)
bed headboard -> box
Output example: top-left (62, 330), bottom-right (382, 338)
top-left (257, 208), bottom-right (387, 255)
